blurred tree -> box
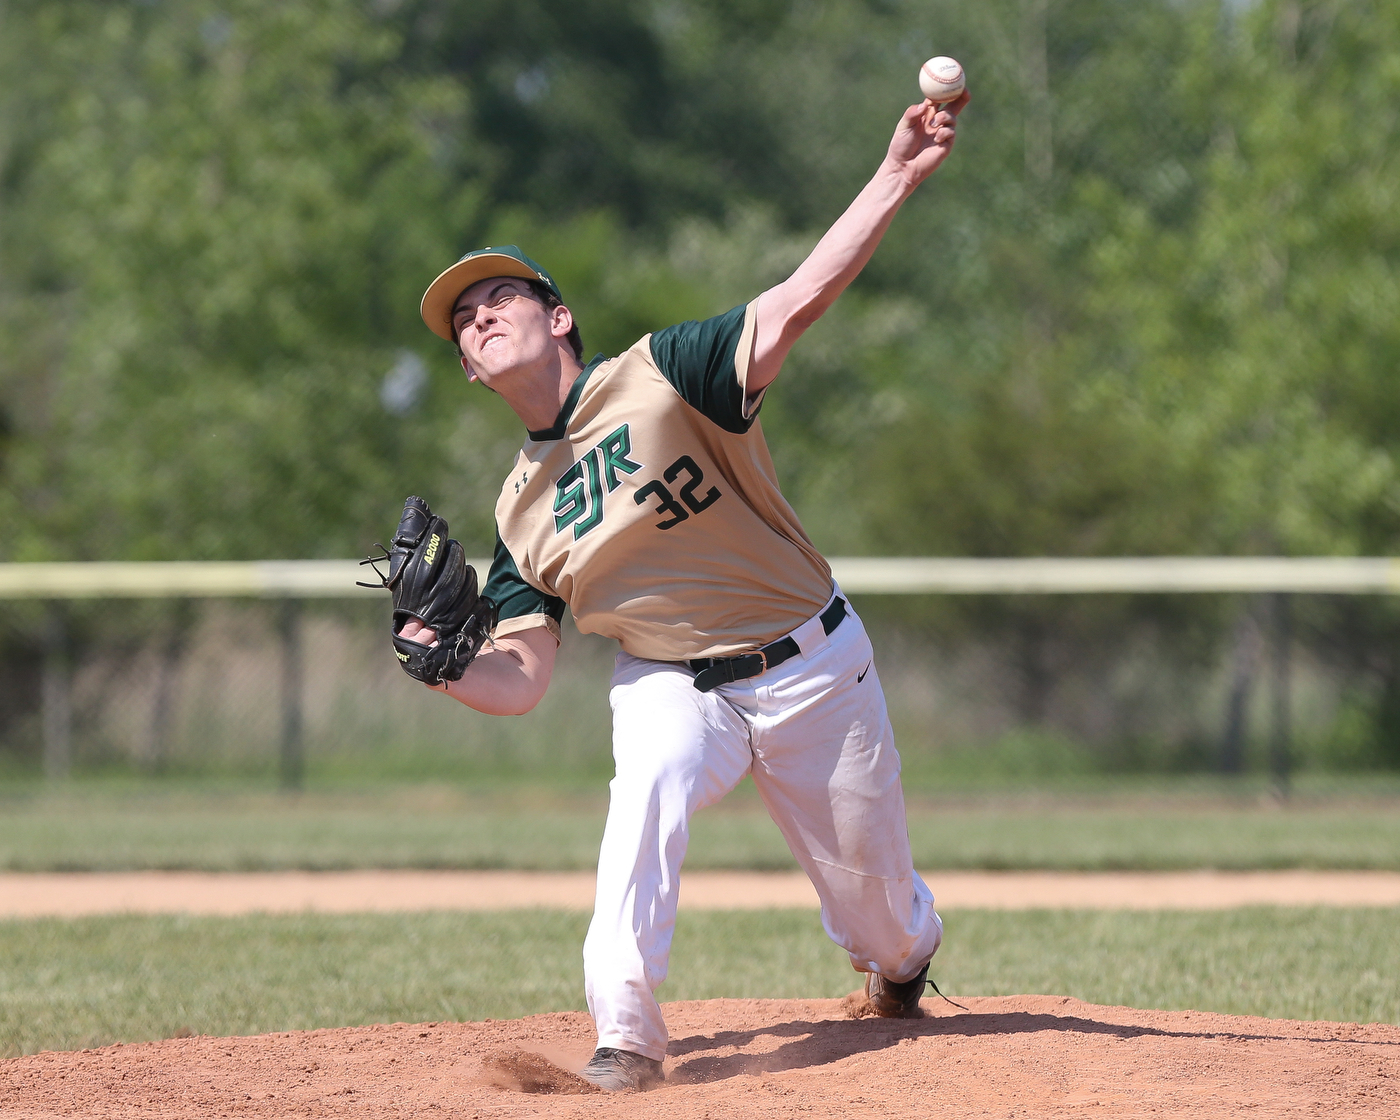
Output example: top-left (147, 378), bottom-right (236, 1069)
top-left (3, 0), bottom-right (1400, 766)
top-left (390, 0), bottom-right (714, 228)
top-left (1, 0), bottom-right (490, 559)
top-left (1066, 0), bottom-right (1400, 559)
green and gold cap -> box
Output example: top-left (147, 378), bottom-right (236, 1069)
top-left (420, 245), bottom-right (564, 342)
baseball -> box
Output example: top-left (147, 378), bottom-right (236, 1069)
top-left (919, 56), bottom-right (965, 104)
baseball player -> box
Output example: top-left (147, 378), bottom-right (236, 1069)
top-left (401, 92), bottom-right (968, 1091)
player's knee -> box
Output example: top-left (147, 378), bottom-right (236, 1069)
top-left (828, 885), bottom-right (942, 971)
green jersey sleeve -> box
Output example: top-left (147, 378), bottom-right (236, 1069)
top-left (648, 303), bottom-right (758, 434)
top-left (482, 530), bottom-right (566, 628)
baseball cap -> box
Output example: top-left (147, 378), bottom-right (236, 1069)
top-left (420, 245), bottom-right (564, 342)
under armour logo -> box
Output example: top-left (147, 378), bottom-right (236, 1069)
top-left (514, 471), bottom-right (529, 494)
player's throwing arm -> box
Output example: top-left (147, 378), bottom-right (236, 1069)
top-left (748, 70), bottom-right (968, 392)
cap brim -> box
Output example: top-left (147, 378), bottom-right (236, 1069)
top-left (419, 254), bottom-right (544, 342)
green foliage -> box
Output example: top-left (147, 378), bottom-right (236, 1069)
top-left (1058, 0), bottom-right (1400, 559)
top-left (5, 1), bottom-right (1400, 765)
top-left (0, 0), bottom-right (485, 559)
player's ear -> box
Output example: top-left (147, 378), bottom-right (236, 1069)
top-left (460, 354), bottom-right (479, 383)
top-left (549, 303), bottom-right (574, 341)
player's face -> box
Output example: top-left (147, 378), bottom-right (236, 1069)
top-left (452, 277), bottom-right (568, 388)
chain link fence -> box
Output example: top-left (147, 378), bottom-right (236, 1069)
top-left (3, 559), bottom-right (1399, 789)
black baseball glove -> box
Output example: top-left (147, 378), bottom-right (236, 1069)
top-left (360, 496), bottom-right (496, 686)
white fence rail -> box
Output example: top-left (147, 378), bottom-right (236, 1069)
top-left (5, 557), bottom-right (1381, 791)
top-left (0, 561), bottom-right (383, 599)
top-left (1, 556), bottom-right (1399, 598)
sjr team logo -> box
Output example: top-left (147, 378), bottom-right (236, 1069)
top-left (554, 425), bottom-right (643, 539)
top-left (553, 424), bottom-right (724, 539)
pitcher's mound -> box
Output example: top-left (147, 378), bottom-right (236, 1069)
top-left (4, 994), bottom-right (1396, 1118)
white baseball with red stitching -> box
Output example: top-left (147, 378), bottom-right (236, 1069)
top-left (919, 56), bottom-right (965, 103)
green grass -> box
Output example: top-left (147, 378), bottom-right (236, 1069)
top-left (0, 791), bottom-right (611, 872)
top-left (2, 907), bottom-right (1396, 1057)
top-left (898, 803), bottom-right (1400, 870)
top-left (1, 783), bottom-right (1398, 870)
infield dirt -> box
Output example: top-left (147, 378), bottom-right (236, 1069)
top-left (6, 869), bottom-right (1400, 915)
top-left (4, 994), bottom-right (1395, 1118)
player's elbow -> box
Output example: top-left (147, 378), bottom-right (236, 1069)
top-left (436, 663), bottom-right (552, 716)
top-left (487, 660), bottom-right (555, 716)
top-left (498, 683), bottom-right (548, 716)
top-left (764, 287), bottom-right (826, 341)
top-left (446, 687), bottom-right (544, 718)
top-left (787, 299), bottom-right (828, 335)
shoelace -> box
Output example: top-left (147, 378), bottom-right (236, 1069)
top-left (926, 977), bottom-right (969, 1011)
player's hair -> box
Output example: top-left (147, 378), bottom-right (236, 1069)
top-left (522, 279), bottom-right (584, 362)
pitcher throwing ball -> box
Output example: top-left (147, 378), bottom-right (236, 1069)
top-left (399, 90), bottom-right (969, 1092)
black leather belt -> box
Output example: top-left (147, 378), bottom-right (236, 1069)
top-left (688, 597), bottom-right (847, 693)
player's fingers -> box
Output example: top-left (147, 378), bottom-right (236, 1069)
top-left (921, 100), bottom-right (967, 136)
top-left (920, 103), bottom-right (958, 134)
top-left (400, 619), bottom-right (439, 646)
top-left (918, 112), bottom-right (955, 151)
top-left (901, 101), bottom-right (930, 125)
top-left (931, 105), bottom-right (958, 131)
top-left (898, 102), bottom-right (932, 141)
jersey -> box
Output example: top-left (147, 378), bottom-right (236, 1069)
top-left (481, 302), bottom-right (833, 662)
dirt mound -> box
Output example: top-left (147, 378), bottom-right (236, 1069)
top-left (3, 994), bottom-right (1396, 1118)
top-left (480, 1047), bottom-right (599, 1094)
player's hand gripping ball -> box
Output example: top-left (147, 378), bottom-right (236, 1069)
top-left (919, 56), bottom-right (965, 104)
top-left (360, 496), bottom-right (496, 686)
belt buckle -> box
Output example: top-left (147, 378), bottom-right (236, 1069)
top-left (755, 649), bottom-right (768, 674)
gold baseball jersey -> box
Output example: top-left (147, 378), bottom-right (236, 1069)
top-left (482, 302), bottom-right (833, 661)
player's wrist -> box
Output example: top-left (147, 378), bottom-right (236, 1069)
top-left (875, 156), bottom-right (921, 200)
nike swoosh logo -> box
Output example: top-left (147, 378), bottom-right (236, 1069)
top-left (857, 663), bottom-right (871, 683)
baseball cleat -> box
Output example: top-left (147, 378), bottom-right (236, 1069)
top-left (578, 1047), bottom-right (665, 1092)
top-left (865, 960), bottom-right (933, 1018)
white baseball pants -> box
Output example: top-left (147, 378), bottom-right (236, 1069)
top-left (582, 591), bottom-right (943, 1061)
